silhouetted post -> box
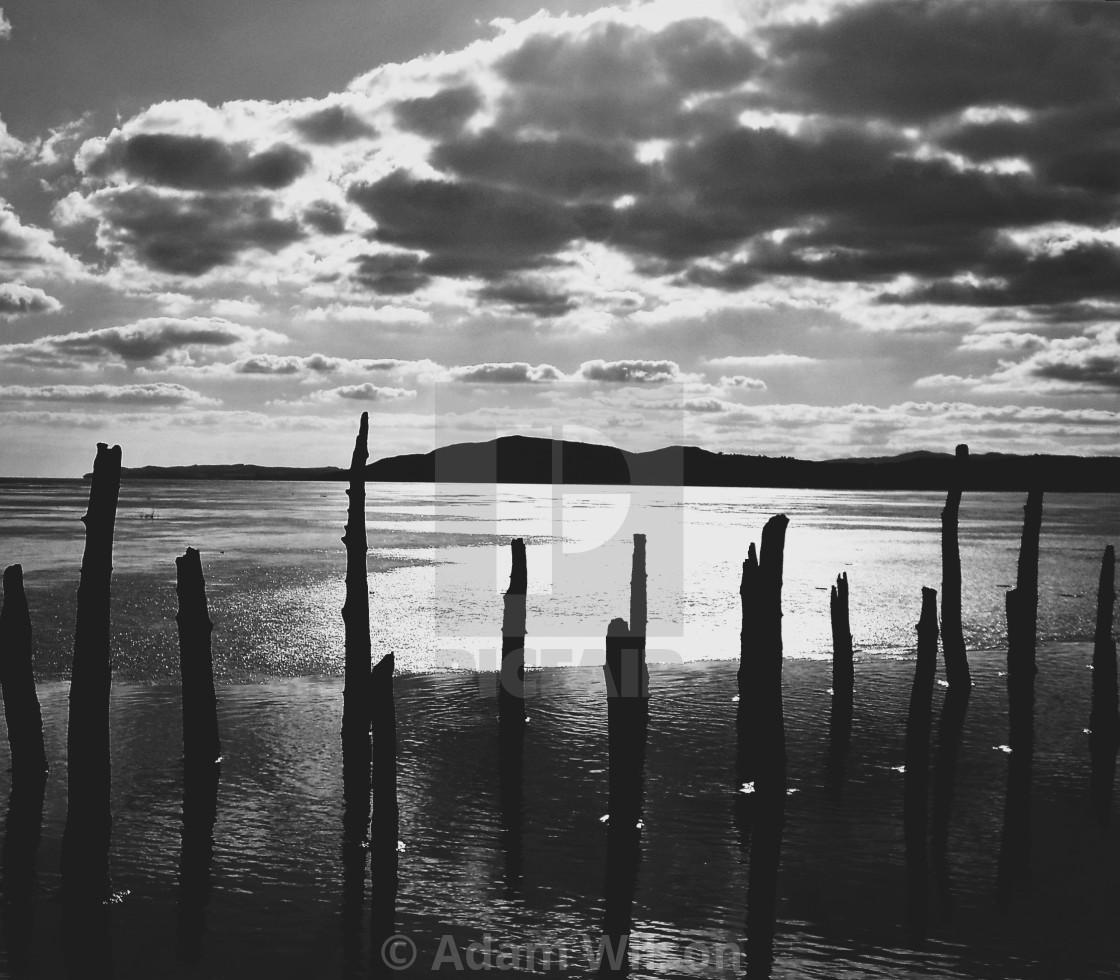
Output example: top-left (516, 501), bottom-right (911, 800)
top-left (830, 572), bottom-right (853, 694)
top-left (176, 548), bottom-right (221, 770)
top-left (1090, 546), bottom-right (1118, 824)
top-left (370, 652), bottom-right (399, 972)
top-left (904, 588), bottom-right (938, 936)
top-left (998, 490), bottom-right (1042, 895)
top-left (744, 786), bottom-right (785, 980)
top-left (1, 762), bottom-right (47, 975)
top-left (499, 539), bottom-right (527, 732)
top-left (941, 444), bottom-right (971, 689)
top-left (738, 515), bottom-right (790, 786)
top-left (0, 564), bottom-right (47, 776)
top-left (177, 762), bottom-right (220, 964)
top-left (630, 533), bottom-right (647, 660)
top-left (61, 442), bottom-right (121, 902)
top-left (342, 412), bottom-right (372, 749)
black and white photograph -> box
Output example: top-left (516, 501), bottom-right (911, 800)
top-left (0, 0), bottom-right (1119, 976)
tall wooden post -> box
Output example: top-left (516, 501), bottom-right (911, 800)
top-left (941, 444), bottom-right (971, 689)
top-left (1090, 546), bottom-right (1118, 824)
top-left (176, 548), bottom-right (221, 770)
top-left (0, 565), bottom-right (47, 776)
top-left (499, 539), bottom-right (527, 730)
top-left (60, 442), bottom-right (121, 901)
top-left (342, 412), bottom-right (371, 746)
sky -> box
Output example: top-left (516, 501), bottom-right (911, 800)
top-left (1, 0), bottom-right (1118, 476)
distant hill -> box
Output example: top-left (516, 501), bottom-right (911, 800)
top-left (99, 435), bottom-right (1120, 491)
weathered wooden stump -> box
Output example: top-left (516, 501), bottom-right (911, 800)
top-left (0, 564), bottom-right (47, 777)
top-left (738, 515), bottom-right (790, 787)
top-left (499, 538), bottom-right (527, 732)
top-left (369, 651), bottom-right (399, 966)
top-left (60, 442), bottom-right (121, 902)
top-left (941, 444), bottom-right (971, 689)
top-left (176, 548), bottom-right (221, 770)
top-left (830, 571), bottom-right (854, 693)
top-left (1, 763), bottom-right (47, 974)
top-left (342, 412), bottom-right (372, 746)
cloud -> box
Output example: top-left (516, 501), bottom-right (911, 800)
top-left (0, 283), bottom-right (61, 316)
top-left (576, 358), bottom-right (685, 383)
top-left (0, 382), bottom-right (217, 405)
top-left (85, 185), bottom-right (304, 275)
top-left (290, 102), bottom-right (376, 145)
top-left (1, 199), bottom-right (84, 279)
top-left (351, 252), bottom-right (430, 295)
top-left (0, 8), bottom-right (9, 41)
top-left (449, 362), bottom-right (563, 384)
top-left (300, 303), bottom-right (431, 325)
top-left (85, 133), bottom-right (310, 191)
top-left (305, 383), bottom-right (418, 403)
top-left (476, 279), bottom-right (576, 317)
top-left (394, 86), bottom-right (482, 138)
top-left (0, 317), bottom-right (283, 369)
top-left (720, 374), bottom-right (767, 391)
top-left (707, 354), bottom-right (818, 369)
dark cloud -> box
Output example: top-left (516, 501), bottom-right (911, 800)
top-left (291, 104), bottom-right (376, 144)
top-left (476, 279), bottom-right (576, 317)
top-left (348, 171), bottom-right (579, 278)
top-left (394, 86), bottom-right (482, 138)
top-left (761, 0), bottom-right (1120, 123)
top-left (433, 131), bottom-right (647, 200)
top-left (303, 200), bottom-right (346, 235)
top-left (883, 242), bottom-right (1120, 308)
top-left (0, 282), bottom-right (60, 315)
top-left (94, 186), bottom-right (304, 275)
top-left (87, 133), bottom-right (310, 190)
top-left (351, 252), bottom-right (431, 295)
top-left (495, 18), bottom-right (758, 139)
top-left (576, 358), bottom-right (682, 383)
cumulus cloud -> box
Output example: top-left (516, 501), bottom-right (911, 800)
top-left (720, 374), bottom-right (767, 391)
top-left (0, 283), bottom-right (61, 316)
top-left (449, 362), bottom-right (563, 383)
top-left (290, 102), bottom-right (376, 144)
top-left (0, 317), bottom-right (283, 369)
top-left (0, 382), bottom-right (217, 405)
top-left (305, 383), bottom-right (418, 403)
top-left (707, 354), bottom-right (818, 369)
top-left (0, 8), bottom-right (10, 41)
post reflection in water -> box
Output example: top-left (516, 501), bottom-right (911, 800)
top-left (498, 704), bottom-right (525, 898)
top-left (930, 686), bottom-right (970, 920)
top-left (177, 761), bottom-right (221, 965)
top-left (370, 652), bottom-right (399, 979)
top-left (824, 683), bottom-right (853, 798)
top-left (1, 771), bottom-right (47, 976)
top-left (735, 701), bottom-right (786, 980)
top-left (340, 734), bottom-right (370, 976)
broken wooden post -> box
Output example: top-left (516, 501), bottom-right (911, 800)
top-left (998, 489), bottom-right (1042, 895)
top-left (1090, 545), bottom-right (1118, 825)
top-left (904, 587), bottom-right (938, 935)
top-left (176, 548), bottom-right (221, 771)
top-left (177, 759), bottom-right (220, 964)
top-left (0, 565), bottom-right (47, 777)
top-left (630, 533), bottom-right (647, 660)
top-left (499, 538), bottom-right (527, 732)
top-left (940, 444), bottom-right (971, 689)
top-left (342, 412), bottom-right (372, 749)
top-left (60, 442), bottom-right (121, 901)
top-left (738, 515), bottom-right (790, 786)
top-left (830, 572), bottom-right (854, 694)
top-left (1, 758), bottom-right (47, 975)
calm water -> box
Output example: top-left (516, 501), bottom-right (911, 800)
top-left (0, 480), bottom-right (1118, 978)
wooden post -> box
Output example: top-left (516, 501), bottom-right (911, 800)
top-left (1, 757), bottom-right (47, 975)
top-left (499, 539), bottom-right (527, 730)
top-left (1006, 490), bottom-right (1043, 748)
top-left (738, 515), bottom-right (790, 786)
top-left (177, 761), bottom-right (220, 964)
top-left (60, 442), bottom-right (121, 901)
top-left (830, 572), bottom-right (853, 694)
top-left (630, 533), bottom-right (647, 660)
top-left (176, 548), bottom-right (221, 770)
top-left (342, 412), bottom-right (371, 746)
top-left (998, 490), bottom-right (1042, 895)
top-left (904, 587), bottom-right (938, 935)
top-left (931, 683), bottom-right (970, 916)
top-left (0, 565), bottom-right (47, 777)
top-left (941, 444), bottom-right (971, 689)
